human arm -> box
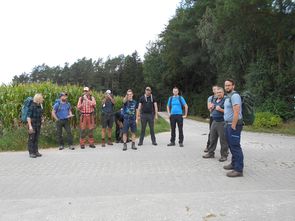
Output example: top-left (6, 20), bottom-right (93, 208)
top-left (154, 102), bottom-right (158, 120)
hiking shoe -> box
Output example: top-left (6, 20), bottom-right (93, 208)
top-left (204, 148), bottom-right (209, 153)
top-left (152, 142), bottom-right (158, 146)
top-left (89, 144), bottom-right (96, 148)
top-left (138, 142), bottom-right (143, 146)
top-left (202, 153), bottom-right (214, 159)
top-left (131, 142), bottom-right (137, 150)
top-left (102, 143), bottom-right (106, 147)
top-left (69, 146), bottom-right (75, 150)
top-left (107, 139), bottom-right (113, 145)
top-left (179, 143), bottom-right (184, 147)
top-left (80, 145), bottom-right (85, 149)
top-left (35, 152), bottom-right (42, 157)
top-left (29, 154), bottom-right (37, 158)
top-left (59, 146), bottom-right (64, 150)
top-left (167, 143), bottom-right (175, 147)
top-left (219, 156), bottom-right (227, 162)
top-left (226, 170), bottom-right (243, 177)
top-left (123, 143), bottom-right (127, 151)
top-left (223, 164), bottom-right (234, 170)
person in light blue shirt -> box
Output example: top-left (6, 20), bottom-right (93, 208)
top-left (52, 92), bottom-right (74, 150)
top-left (223, 79), bottom-right (244, 178)
top-left (166, 87), bottom-right (188, 147)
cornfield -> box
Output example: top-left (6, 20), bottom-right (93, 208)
top-left (0, 82), bottom-right (123, 128)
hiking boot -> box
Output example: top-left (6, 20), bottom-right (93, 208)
top-left (29, 154), bottom-right (37, 158)
top-left (167, 142), bottom-right (175, 147)
top-left (123, 143), bottom-right (127, 151)
top-left (152, 142), bottom-right (158, 146)
top-left (131, 142), bottom-right (137, 150)
top-left (101, 139), bottom-right (106, 147)
top-left (202, 153), bottom-right (214, 159)
top-left (89, 144), bottom-right (96, 148)
top-left (179, 143), bottom-right (184, 147)
top-left (35, 152), bottom-right (42, 157)
top-left (107, 138), bottom-right (113, 145)
top-left (226, 170), bottom-right (243, 177)
top-left (204, 148), bottom-right (209, 153)
top-left (69, 146), bottom-right (75, 150)
top-left (80, 145), bottom-right (85, 149)
top-left (219, 156), bottom-right (227, 162)
top-left (223, 164), bottom-right (234, 170)
top-left (138, 142), bottom-right (143, 146)
top-left (59, 146), bottom-right (64, 150)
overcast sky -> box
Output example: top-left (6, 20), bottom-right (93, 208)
top-left (0, 0), bottom-right (180, 84)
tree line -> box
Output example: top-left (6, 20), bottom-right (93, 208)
top-left (12, 0), bottom-right (295, 119)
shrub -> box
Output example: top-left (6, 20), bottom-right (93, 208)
top-left (253, 112), bottom-right (282, 128)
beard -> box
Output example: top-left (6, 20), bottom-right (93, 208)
top-left (226, 89), bottom-right (233, 94)
top-left (61, 98), bottom-right (67, 102)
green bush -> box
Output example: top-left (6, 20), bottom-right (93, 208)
top-left (253, 112), bottom-right (282, 128)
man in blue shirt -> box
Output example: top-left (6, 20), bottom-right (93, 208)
top-left (52, 92), bottom-right (74, 150)
top-left (122, 89), bottom-right (138, 151)
top-left (223, 79), bottom-right (244, 177)
top-left (167, 87), bottom-right (188, 147)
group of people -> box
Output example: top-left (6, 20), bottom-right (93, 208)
top-left (203, 79), bottom-right (244, 177)
top-left (26, 79), bottom-right (244, 178)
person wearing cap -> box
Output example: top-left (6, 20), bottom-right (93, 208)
top-left (52, 92), bottom-right (74, 150)
top-left (101, 89), bottom-right (115, 147)
top-left (77, 87), bottom-right (97, 149)
top-left (137, 86), bottom-right (158, 146)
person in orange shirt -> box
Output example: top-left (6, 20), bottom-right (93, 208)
top-left (77, 87), bottom-right (97, 149)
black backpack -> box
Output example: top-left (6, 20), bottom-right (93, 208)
top-left (228, 91), bottom-right (255, 125)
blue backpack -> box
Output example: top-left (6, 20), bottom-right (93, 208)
top-left (21, 97), bottom-right (33, 123)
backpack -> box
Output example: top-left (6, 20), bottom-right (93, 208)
top-left (53, 98), bottom-right (70, 113)
top-left (168, 96), bottom-right (185, 113)
top-left (21, 97), bottom-right (33, 123)
top-left (228, 91), bottom-right (255, 125)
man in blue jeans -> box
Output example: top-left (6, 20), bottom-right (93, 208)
top-left (167, 87), bottom-right (188, 147)
top-left (223, 79), bottom-right (244, 177)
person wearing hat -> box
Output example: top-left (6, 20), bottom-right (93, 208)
top-left (137, 86), bottom-right (158, 146)
top-left (101, 89), bottom-right (115, 147)
top-left (77, 87), bottom-right (97, 149)
top-left (52, 92), bottom-right (74, 150)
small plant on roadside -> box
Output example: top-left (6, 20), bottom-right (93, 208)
top-left (253, 112), bottom-right (282, 128)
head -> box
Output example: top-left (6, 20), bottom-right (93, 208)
top-left (172, 87), bottom-right (179, 96)
top-left (59, 92), bottom-right (68, 102)
top-left (83, 87), bottom-right (90, 96)
top-left (33, 93), bottom-right (44, 104)
top-left (224, 79), bottom-right (235, 93)
top-left (216, 87), bottom-right (224, 99)
top-left (105, 89), bottom-right (112, 98)
top-left (126, 89), bottom-right (133, 101)
top-left (145, 87), bottom-right (152, 96)
top-left (212, 85), bottom-right (218, 96)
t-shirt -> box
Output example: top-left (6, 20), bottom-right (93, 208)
top-left (123, 100), bottom-right (137, 119)
top-left (139, 95), bottom-right (156, 114)
top-left (102, 98), bottom-right (114, 114)
top-left (224, 92), bottom-right (242, 122)
top-left (208, 95), bottom-right (217, 117)
top-left (53, 102), bottom-right (71, 120)
top-left (167, 96), bottom-right (187, 115)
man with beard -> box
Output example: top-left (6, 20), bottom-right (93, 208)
top-left (52, 92), bottom-right (74, 150)
top-left (223, 79), bottom-right (244, 177)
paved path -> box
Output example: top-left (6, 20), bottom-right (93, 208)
top-left (0, 112), bottom-right (295, 221)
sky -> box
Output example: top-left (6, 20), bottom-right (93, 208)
top-left (0, 0), bottom-right (180, 84)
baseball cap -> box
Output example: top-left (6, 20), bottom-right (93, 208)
top-left (83, 87), bottom-right (89, 91)
top-left (106, 89), bottom-right (111, 94)
top-left (59, 92), bottom-right (68, 97)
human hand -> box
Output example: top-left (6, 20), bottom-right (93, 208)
top-left (28, 126), bottom-right (34, 134)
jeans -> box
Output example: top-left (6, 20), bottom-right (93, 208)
top-left (28, 124), bottom-right (41, 154)
top-left (139, 113), bottom-right (156, 144)
top-left (56, 119), bottom-right (73, 146)
top-left (169, 115), bottom-right (184, 144)
top-left (225, 124), bottom-right (244, 172)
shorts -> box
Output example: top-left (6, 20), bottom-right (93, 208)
top-left (122, 118), bottom-right (137, 133)
top-left (101, 113), bottom-right (114, 129)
